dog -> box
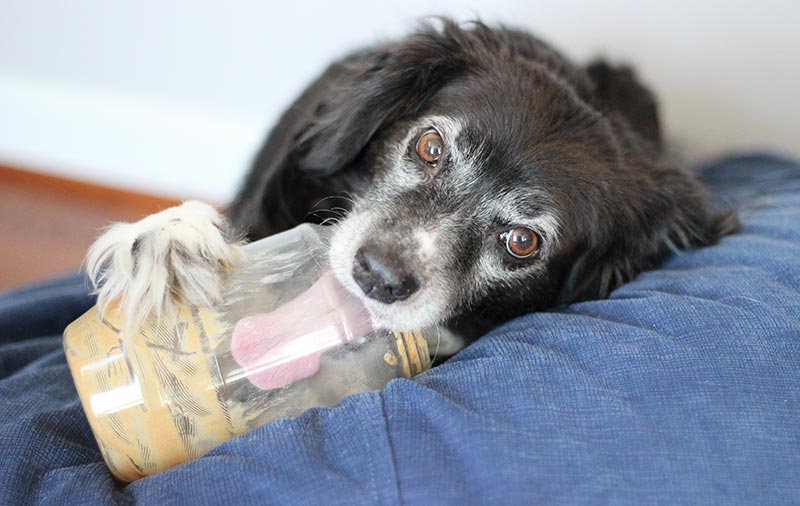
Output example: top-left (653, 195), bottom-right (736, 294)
top-left (86, 19), bottom-right (738, 354)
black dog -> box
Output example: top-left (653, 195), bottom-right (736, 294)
top-left (88, 19), bottom-right (738, 350)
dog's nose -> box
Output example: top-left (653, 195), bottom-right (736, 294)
top-left (352, 245), bottom-right (419, 304)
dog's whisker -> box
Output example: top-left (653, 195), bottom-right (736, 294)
top-left (429, 326), bottom-right (442, 367)
top-left (310, 194), bottom-right (345, 209)
top-left (337, 191), bottom-right (359, 207)
top-left (306, 207), bottom-right (347, 224)
top-left (319, 217), bottom-right (342, 226)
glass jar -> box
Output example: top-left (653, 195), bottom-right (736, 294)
top-left (64, 224), bottom-right (434, 482)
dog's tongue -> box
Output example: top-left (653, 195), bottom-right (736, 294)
top-left (230, 270), bottom-right (374, 390)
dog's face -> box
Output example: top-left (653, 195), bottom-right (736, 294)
top-left (329, 118), bottom-right (558, 332)
top-left (233, 20), bottom-right (736, 338)
top-left (329, 67), bottom-right (645, 333)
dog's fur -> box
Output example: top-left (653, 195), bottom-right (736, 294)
top-left (87, 19), bottom-right (738, 350)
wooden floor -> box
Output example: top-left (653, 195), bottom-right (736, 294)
top-left (0, 164), bottom-right (182, 290)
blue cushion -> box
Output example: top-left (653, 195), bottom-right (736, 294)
top-left (0, 154), bottom-right (798, 505)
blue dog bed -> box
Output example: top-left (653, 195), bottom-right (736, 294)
top-left (1, 154), bottom-right (798, 505)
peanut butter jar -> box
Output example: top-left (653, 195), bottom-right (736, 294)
top-left (64, 224), bottom-right (433, 482)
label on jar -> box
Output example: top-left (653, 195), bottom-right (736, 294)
top-left (63, 303), bottom-right (246, 482)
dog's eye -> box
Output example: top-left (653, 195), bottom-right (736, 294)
top-left (501, 227), bottom-right (540, 258)
top-left (416, 130), bottom-right (444, 164)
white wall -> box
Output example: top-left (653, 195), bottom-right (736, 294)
top-left (1, 1), bottom-right (798, 202)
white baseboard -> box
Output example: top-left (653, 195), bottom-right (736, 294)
top-left (0, 74), bottom-right (268, 202)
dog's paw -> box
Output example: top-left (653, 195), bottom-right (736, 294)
top-left (86, 200), bottom-right (243, 331)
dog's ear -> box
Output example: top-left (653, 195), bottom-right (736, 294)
top-left (295, 20), bottom-right (480, 175)
top-left (558, 179), bottom-right (739, 304)
top-left (558, 61), bottom-right (738, 303)
top-left (586, 59), bottom-right (662, 148)
top-left (230, 19), bottom-right (482, 237)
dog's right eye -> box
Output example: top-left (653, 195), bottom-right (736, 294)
top-left (500, 227), bottom-right (540, 259)
top-left (416, 130), bottom-right (444, 165)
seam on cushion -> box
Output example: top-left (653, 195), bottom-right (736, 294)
top-left (553, 311), bottom-right (695, 347)
top-left (379, 391), bottom-right (404, 506)
top-left (609, 290), bottom-right (771, 317)
top-left (641, 267), bottom-right (800, 301)
top-left (418, 353), bottom-right (643, 429)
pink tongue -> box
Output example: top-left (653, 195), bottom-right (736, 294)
top-left (230, 270), bottom-right (374, 390)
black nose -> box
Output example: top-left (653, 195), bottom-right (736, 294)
top-left (352, 245), bottom-right (419, 304)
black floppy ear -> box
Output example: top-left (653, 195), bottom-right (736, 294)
top-left (586, 59), bottom-right (662, 148)
top-left (559, 61), bottom-right (738, 303)
top-left (296, 20), bottom-right (476, 175)
top-left (559, 193), bottom-right (739, 304)
top-left (229, 19), bottom-right (477, 238)
top-left (293, 52), bottom-right (435, 175)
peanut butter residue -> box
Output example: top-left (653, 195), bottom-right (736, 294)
top-left (63, 303), bottom-right (248, 482)
top-left (383, 351), bottom-right (398, 366)
top-left (64, 305), bottom-right (434, 483)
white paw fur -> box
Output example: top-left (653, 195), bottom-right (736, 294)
top-left (86, 200), bottom-right (243, 332)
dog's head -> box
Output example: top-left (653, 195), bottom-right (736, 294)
top-left (238, 20), bottom-right (738, 337)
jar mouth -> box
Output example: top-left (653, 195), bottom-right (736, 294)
top-left (391, 329), bottom-right (432, 378)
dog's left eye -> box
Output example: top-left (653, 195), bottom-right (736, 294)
top-left (500, 227), bottom-right (540, 258)
top-left (416, 129), bottom-right (444, 164)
